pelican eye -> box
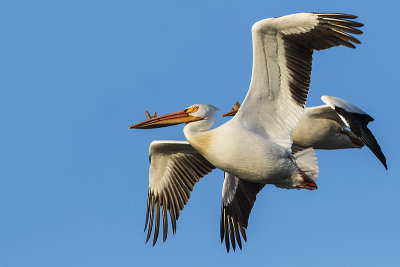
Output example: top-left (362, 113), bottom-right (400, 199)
top-left (185, 106), bottom-right (199, 113)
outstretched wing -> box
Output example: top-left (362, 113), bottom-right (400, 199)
top-left (321, 95), bottom-right (387, 169)
top-left (220, 172), bottom-right (265, 252)
top-left (144, 140), bottom-right (215, 245)
top-left (233, 13), bottom-right (363, 149)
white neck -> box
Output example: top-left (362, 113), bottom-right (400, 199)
top-left (183, 114), bottom-right (216, 135)
top-left (183, 114), bottom-right (216, 154)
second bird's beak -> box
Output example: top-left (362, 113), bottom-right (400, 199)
top-left (221, 110), bottom-right (238, 117)
top-left (130, 108), bottom-right (203, 129)
top-left (221, 101), bottom-right (240, 117)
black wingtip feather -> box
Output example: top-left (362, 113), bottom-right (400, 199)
top-left (162, 194), bottom-right (168, 243)
top-left (220, 206), bottom-right (225, 243)
top-left (152, 199), bottom-right (161, 246)
top-left (334, 107), bottom-right (386, 169)
top-left (359, 127), bottom-right (388, 170)
top-left (315, 13), bottom-right (358, 19)
top-left (145, 194), bottom-right (155, 243)
top-left (224, 214), bottom-right (230, 252)
top-left (144, 191), bottom-right (151, 232)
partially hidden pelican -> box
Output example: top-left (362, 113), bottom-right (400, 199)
top-left (222, 95), bottom-right (387, 168)
top-left (130, 13), bottom-right (364, 251)
top-left (219, 95), bottom-right (387, 251)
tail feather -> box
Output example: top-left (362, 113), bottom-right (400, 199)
top-left (294, 148), bottom-right (319, 181)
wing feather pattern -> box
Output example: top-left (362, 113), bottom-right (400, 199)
top-left (233, 13), bottom-right (363, 149)
top-left (321, 95), bottom-right (387, 169)
top-left (144, 141), bottom-right (215, 245)
top-left (220, 172), bottom-right (265, 252)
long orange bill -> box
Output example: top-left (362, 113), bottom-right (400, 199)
top-left (129, 109), bottom-right (203, 129)
top-left (221, 110), bottom-right (238, 117)
top-left (221, 102), bottom-right (241, 117)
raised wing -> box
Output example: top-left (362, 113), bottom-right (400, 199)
top-left (220, 172), bottom-right (265, 252)
top-left (321, 95), bottom-right (387, 169)
top-left (233, 13), bottom-right (363, 149)
top-left (144, 140), bottom-right (215, 245)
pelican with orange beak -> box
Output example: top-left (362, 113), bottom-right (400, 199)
top-left (130, 13), bottom-right (364, 251)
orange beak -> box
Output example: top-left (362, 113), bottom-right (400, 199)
top-left (129, 109), bottom-right (203, 129)
top-left (221, 109), bottom-right (238, 117)
top-left (221, 101), bottom-right (240, 117)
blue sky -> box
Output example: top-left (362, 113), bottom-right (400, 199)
top-left (1, 0), bottom-right (399, 266)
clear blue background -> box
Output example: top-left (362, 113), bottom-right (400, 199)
top-left (1, 0), bottom-right (398, 266)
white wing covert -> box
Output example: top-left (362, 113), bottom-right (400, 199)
top-left (233, 13), bottom-right (363, 149)
top-left (304, 104), bottom-right (342, 123)
top-left (144, 141), bottom-right (215, 245)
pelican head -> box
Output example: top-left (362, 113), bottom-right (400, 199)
top-left (130, 104), bottom-right (219, 129)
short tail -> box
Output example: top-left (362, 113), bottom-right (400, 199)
top-left (293, 148), bottom-right (319, 189)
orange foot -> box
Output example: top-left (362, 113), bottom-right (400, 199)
top-left (296, 174), bottom-right (318, 190)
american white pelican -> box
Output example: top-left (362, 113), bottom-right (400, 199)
top-left (222, 96), bottom-right (387, 168)
top-left (220, 95), bottom-right (387, 251)
top-left (130, 13), bottom-right (363, 251)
